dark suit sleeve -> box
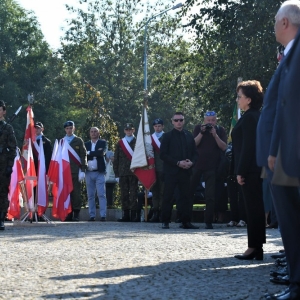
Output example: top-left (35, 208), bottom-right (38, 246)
top-left (88, 140), bottom-right (107, 158)
top-left (160, 133), bottom-right (178, 166)
top-left (236, 114), bottom-right (258, 176)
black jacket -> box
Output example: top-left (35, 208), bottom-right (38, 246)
top-left (160, 128), bottom-right (198, 175)
top-left (85, 139), bottom-right (107, 173)
top-left (231, 108), bottom-right (261, 176)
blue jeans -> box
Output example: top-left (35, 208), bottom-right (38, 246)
top-left (85, 171), bottom-right (106, 218)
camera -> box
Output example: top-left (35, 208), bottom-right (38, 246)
top-left (204, 123), bottom-right (213, 130)
top-left (201, 123), bottom-right (214, 133)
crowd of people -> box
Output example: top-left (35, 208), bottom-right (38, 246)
top-left (0, 0), bottom-right (299, 298)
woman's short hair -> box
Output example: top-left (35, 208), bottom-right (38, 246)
top-left (237, 80), bottom-right (264, 110)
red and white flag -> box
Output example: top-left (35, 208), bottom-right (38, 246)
top-left (52, 140), bottom-right (73, 221)
top-left (47, 139), bottom-right (58, 183)
top-left (36, 140), bottom-right (48, 216)
top-left (130, 107), bottom-right (156, 190)
top-left (25, 138), bottom-right (37, 211)
top-left (8, 150), bottom-right (25, 220)
top-left (21, 106), bottom-right (35, 170)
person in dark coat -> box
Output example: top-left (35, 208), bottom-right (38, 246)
top-left (160, 111), bottom-right (198, 229)
top-left (231, 80), bottom-right (266, 260)
top-left (0, 100), bottom-right (17, 230)
top-left (85, 127), bottom-right (107, 221)
top-left (262, 2), bottom-right (300, 299)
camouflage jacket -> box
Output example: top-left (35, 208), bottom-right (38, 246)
top-left (67, 136), bottom-right (87, 174)
top-left (0, 121), bottom-right (17, 168)
top-left (113, 138), bottom-right (136, 177)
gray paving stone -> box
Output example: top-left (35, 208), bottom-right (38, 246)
top-left (1, 221), bottom-right (283, 299)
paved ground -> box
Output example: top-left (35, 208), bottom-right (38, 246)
top-left (1, 221), bottom-right (284, 300)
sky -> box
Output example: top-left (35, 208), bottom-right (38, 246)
top-left (15, 0), bottom-right (192, 50)
top-left (16, 0), bottom-right (80, 49)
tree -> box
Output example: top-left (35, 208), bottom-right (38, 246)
top-left (0, 0), bottom-right (52, 144)
top-left (60, 0), bottom-right (195, 134)
top-left (182, 0), bottom-right (282, 130)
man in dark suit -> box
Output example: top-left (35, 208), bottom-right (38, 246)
top-left (257, 2), bottom-right (300, 299)
top-left (85, 127), bottom-right (107, 221)
top-left (160, 112), bottom-right (198, 229)
top-left (63, 121), bottom-right (87, 221)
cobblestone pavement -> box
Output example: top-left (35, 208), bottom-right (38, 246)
top-left (1, 221), bottom-right (284, 300)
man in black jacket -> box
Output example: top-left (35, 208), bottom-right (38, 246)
top-left (160, 112), bottom-right (198, 229)
top-left (85, 127), bottom-right (107, 221)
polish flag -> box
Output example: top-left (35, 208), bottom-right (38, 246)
top-left (51, 141), bottom-right (61, 219)
top-left (25, 138), bottom-right (37, 211)
top-left (21, 106), bottom-right (35, 171)
top-left (8, 150), bottom-right (25, 220)
top-left (47, 139), bottom-right (58, 183)
top-left (36, 140), bottom-right (48, 216)
top-left (52, 140), bottom-right (73, 221)
top-left (130, 106), bottom-right (156, 190)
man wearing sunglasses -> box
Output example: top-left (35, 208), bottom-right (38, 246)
top-left (160, 112), bottom-right (198, 229)
top-left (190, 111), bottom-right (227, 229)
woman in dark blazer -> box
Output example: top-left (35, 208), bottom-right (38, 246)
top-left (231, 80), bottom-right (266, 260)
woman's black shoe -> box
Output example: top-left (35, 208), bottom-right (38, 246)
top-left (234, 248), bottom-right (263, 260)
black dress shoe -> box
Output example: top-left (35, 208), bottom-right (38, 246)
top-left (100, 217), bottom-right (106, 222)
top-left (234, 248), bottom-right (263, 260)
top-left (88, 217), bottom-right (95, 221)
top-left (264, 288), bottom-right (289, 298)
top-left (270, 275), bottom-right (290, 285)
top-left (266, 223), bottom-right (279, 229)
top-left (271, 253), bottom-right (286, 259)
top-left (265, 288), bottom-right (290, 299)
top-left (162, 223), bottom-right (169, 229)
top-left (270, 268), bottom-right (288, 278)
top-left (180, 222), bottom-right (199, 229)
top-left (205, 223), bottom-right (213, 229)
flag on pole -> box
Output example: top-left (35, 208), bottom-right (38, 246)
top-left (21, 106), bottom-right (35, 170)
top-left (51, 140), bottom-right (73, 221)
top-left (36, 140), bottom-right (48, 216)
top-left (8, 150), bottom-right (25, 220)
top-left (130, 106), bottom-right (156, 190)
top-left (25, 138), bottom-right (37, 211)
top-left (227, 103), bottom-right (240, 143)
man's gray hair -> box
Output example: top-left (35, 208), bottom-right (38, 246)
top-left (277, 0), bottom-right (300, 27)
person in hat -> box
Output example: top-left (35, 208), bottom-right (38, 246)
top-left (149, 118), bottom-right (165, 222)
top-left (0, 100), bottom-right (17, 230)
top-left (113, 123), bottom-right (139, 222)
top-left (33, 121), bottom-right (52, 173)
top-left (63, 121), bottom-right (87, 221)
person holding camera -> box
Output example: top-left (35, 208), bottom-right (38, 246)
top-left (189, 111), bottom-right (227, 229)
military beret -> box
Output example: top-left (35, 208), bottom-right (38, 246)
top-left (64, 121), bottom-right (75, 128)
top-left (34, 121), bottom-right (44, 128)
top-left (124, 123), bottom-right (134, 129)
top-left (153, 118), bottom-right (163, 126)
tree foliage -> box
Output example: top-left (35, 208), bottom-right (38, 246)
top-left (182, 0), bottom-right (282, 130)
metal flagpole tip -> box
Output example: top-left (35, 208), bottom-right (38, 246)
top-left (27, 93), bottom-right (34, 105)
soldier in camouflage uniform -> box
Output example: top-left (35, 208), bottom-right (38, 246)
top-left (0, 100), bottom-right (17, 230)
top-left (63, 121), bottom-right (87, 222)
top-left (113, 123), bottom-right (138, 222)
